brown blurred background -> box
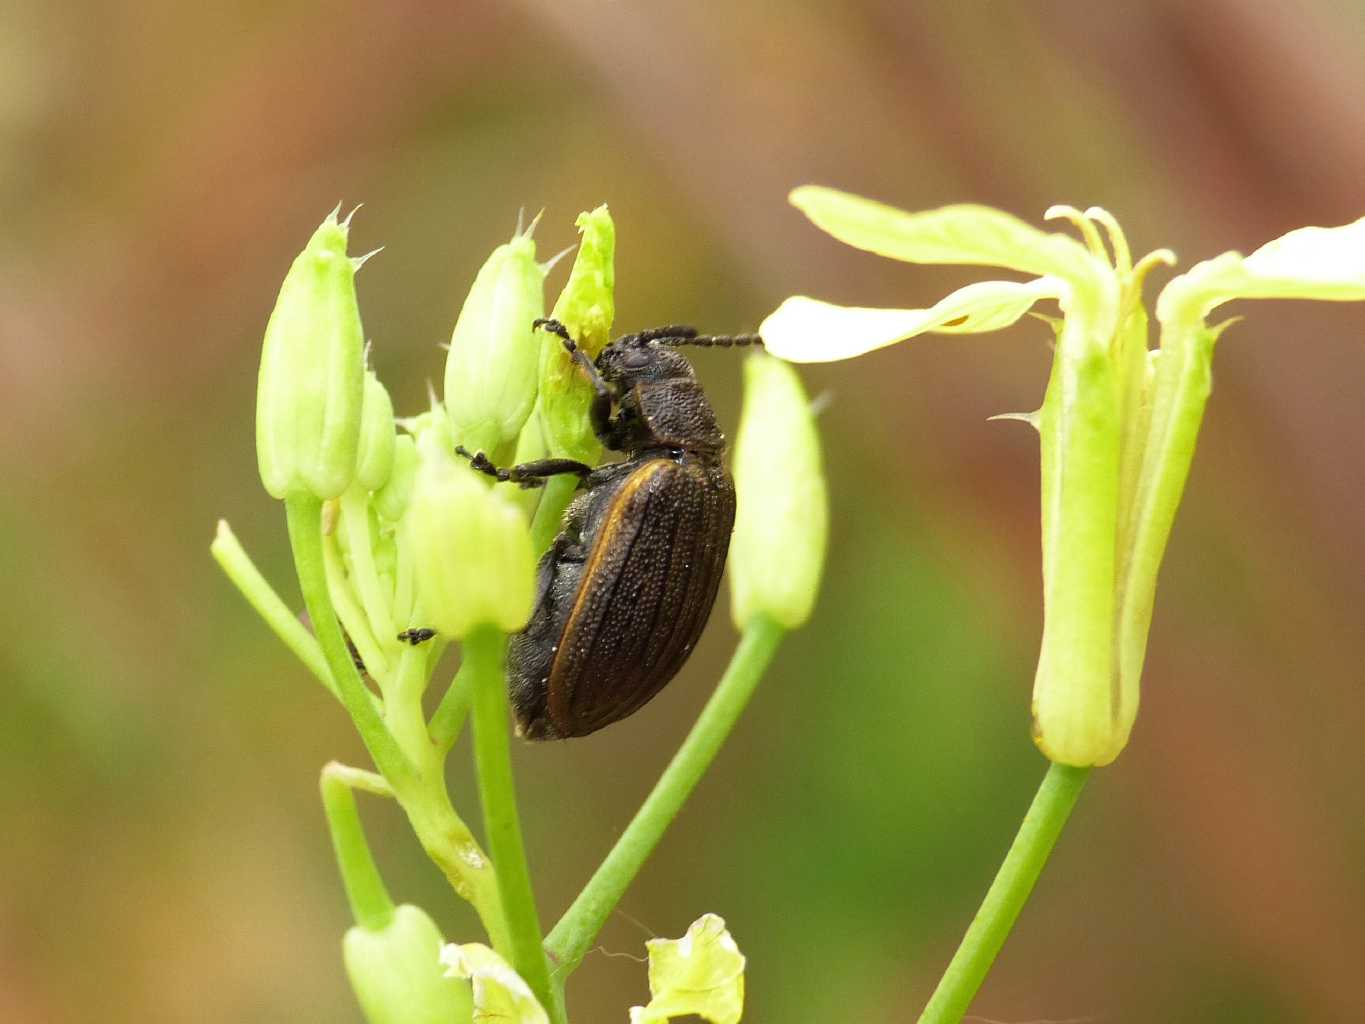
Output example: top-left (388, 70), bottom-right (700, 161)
top-left (3, 2), bottom-right (1364, 1021)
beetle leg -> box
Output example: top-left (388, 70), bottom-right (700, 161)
top-left (505, 458), bottom-right (594, 487)
top-left (534, 317), bottom-right (616, 420)
top-left (455, 446), bottom-right (593, 489)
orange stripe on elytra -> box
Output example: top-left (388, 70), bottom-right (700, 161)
top-left (546, 459), bottom-right (671, 730)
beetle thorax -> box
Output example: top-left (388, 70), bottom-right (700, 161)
top-left (598, 344), bottom-right (726, 455)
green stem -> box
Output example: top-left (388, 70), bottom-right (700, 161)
top-left (211, 519), bottom-right (335, 699)
top-left (325, 762), bottom-right (395, 798)
top-left (284, 496), bottom-right (413, 788)
top-left (430, 661), bottom-right (475, 752)
top-left (917, 762), bottom-right (1091, 1024)
top-left (545, 615), bottom-right (784, 978)
top-left (530, 474), bottom-right (579, 556)
top-left (465, 625), bottom-right (560, 1023)
top-left (324, 528), bottom-right (391, 683)
top-left (321, 762), bottom-right (396, 930)
top-left (385, 641), bottom-right (436, 767)
top-left (340, 486), bottom-right (396, 644)
top-left (399, 783), bottom-right (510, 953)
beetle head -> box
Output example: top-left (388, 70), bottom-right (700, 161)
top-left (596, 340), bottom-right (726, 454)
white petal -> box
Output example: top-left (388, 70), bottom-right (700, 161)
top-left (759, 278), bottom-right (1062, 363)
top-left (1241, 216), bottom-right (1365, 295)
top-left (1158, 215), bottom-right (1365, 324)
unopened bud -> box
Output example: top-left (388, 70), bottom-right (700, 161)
top-left (373, 435), bottom-right (417, 523)
top-left (444, 229), bottom-right (545, 463)
top-left (343, 904), bottom-right (473, 1024)
top-left (355, 371), bottom-right (397, 491)
top-left (729, 355), bottom-right (827, 630)
top-left (537, 205), bottom-right (615, 463)
top-left (256, 208), bottom-right (367, 500)
top-left (404, 451), bottom-right (535, 638)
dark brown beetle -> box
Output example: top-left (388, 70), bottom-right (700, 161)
top-left (458, 317), bottom-right (760, 739)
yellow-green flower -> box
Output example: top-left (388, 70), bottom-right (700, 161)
top-left (762, 186), bottom-right (1365, 766)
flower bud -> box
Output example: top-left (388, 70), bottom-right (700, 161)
top-left (729, 354), bottom-right (828, 630)
top-left (404, 446), bottom-right (535, 637)
top-left (355, 370), bottom-right (397, 492)
top-left (444, 229), bottom-right (545, 463)
top-left (373, 434), bottom-right (417, 523)
top-left (537, 205), bottom-right (615, 463)
top-left (256, 209), bottom-right (367, 500)
top-left (343, 904), bottom-right (473, 1024)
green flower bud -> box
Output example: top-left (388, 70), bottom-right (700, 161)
top-left (404, 446), bottom-right (535, 638)
top-left (256, 208), bottom-right (367, 500)
top-left (444, 228), bottom-right (545, 463)
top-left (729, 354), bottom-right (828, 630)
top-left (343, 904), bottom-right (473, 1024)
top-left (374, 434), bottom-right (417, 523)
top-left (537, 205), bottom-right (616, 463)
top-left (403, 406), bottom-right (455, 457)
top-left (355, 370), bottom-right (396, 491)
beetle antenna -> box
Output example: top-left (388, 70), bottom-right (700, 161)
top-left (655, 333), bottom-right (763, 350)
top-left (621, 325), bottom-right (698, 346)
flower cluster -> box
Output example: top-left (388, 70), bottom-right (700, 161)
top-left (217, 201), bottom-right (827, 1024)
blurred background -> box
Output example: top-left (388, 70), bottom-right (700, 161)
top-left (4, 2), bottom-right (1364, 1021)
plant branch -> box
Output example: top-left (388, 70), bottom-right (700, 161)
top-left (284, 496), bottom-right (414, 787)
top-left (321, 762), bottom-right (395, 930)
top-left (530, 474), bottom-right (579, 556)
top-left (211, 520), bottom-right (336, 699)
top-left (545, 614), bottom-right (784, 978)
top-left (465, 625), bottom-right (559, 1022)
top-left (430, 660), bottom-right (475, 752)
top-left (917, 762), bottom-right (1090, 1024)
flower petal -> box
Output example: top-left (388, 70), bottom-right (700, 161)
top-left (759, 278), bottom-right (1062, 363)
top-left (790, 186), bottom-right (1091, 278)
top-left (628, 914), bottom-right (745, 1024)
top-left (440, 942), bottom-right (548, 1024)
top-left (1242, 216), bottom-right (1365, 293)
top-left (1157, 215), bottom-right (1365, 324)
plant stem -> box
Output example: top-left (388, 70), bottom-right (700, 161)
top-left (545, 615), bottom-right (784, 979)
top-left (385, 642), bottom-right (436, 767)
top-left (399, 784), bottom-right (510, 953)
top-left (211, 519), bottom-right (336, 699)
top-left (325, 762), bottom-right (394, 799)
top-left (284, 496), bottom-right (414, 788)
top-left (323, 528), bottom-right (391, 683)
top-left (430, 661), bottom-right (474, 751)
top-left (321, 763), bottom-right (395, 931)
top-left (340, 486), bottom-right (396, 644)
top-left (917, 762), bottom-right (1090, 1024)
top-left (466, 625), bottom-right (559, 1024)
top-left (530, 474), bottom-right (579, 556)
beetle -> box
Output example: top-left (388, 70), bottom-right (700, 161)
top-left (456, 316), bottom-right (761, 739)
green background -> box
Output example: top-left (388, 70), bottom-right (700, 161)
top-left (4, 3), bottom-right (1364, 1021)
